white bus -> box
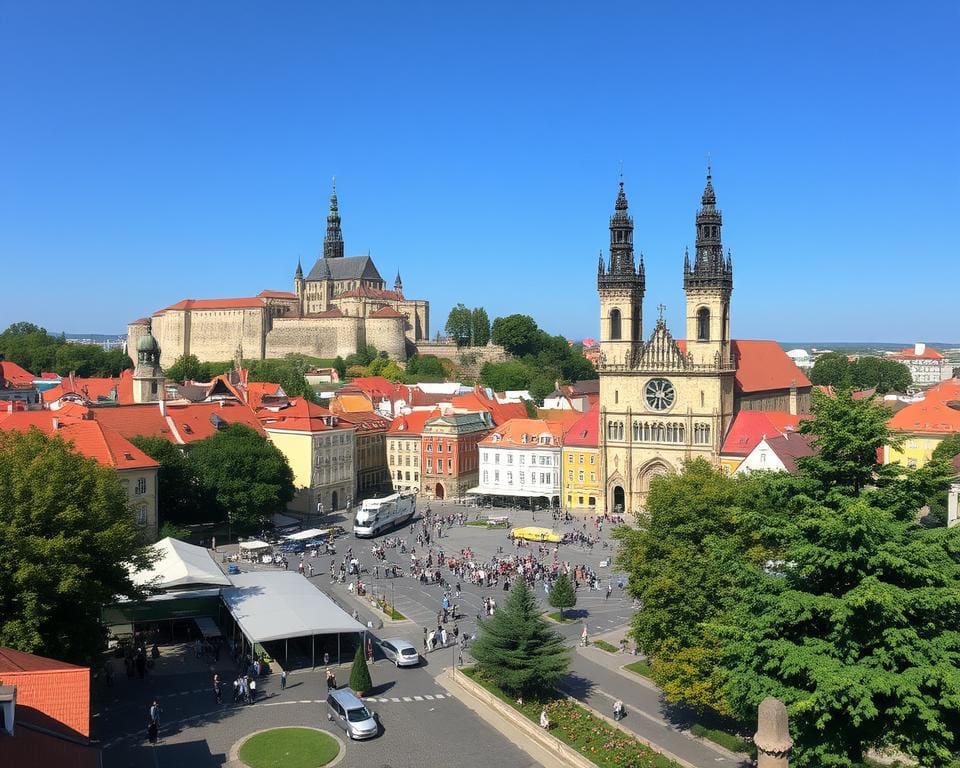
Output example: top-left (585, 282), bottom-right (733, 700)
top-left (353, 491), bottom-right (417, 538)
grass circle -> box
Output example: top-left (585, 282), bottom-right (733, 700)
top-left (238, 727), bottom-right (341, 768)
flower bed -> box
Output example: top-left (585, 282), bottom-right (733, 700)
top-left (462, 667), bottom-right (681, 768)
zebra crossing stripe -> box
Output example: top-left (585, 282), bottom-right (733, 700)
top-left (413, 696), bottom-right (423, 701)
top-left (423, 694), bottom-right (434, 700)
top-left (402, 696), bottom-right (412, 702)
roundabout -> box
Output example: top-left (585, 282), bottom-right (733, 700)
top-left (233, 727), bottom-right (344, 768)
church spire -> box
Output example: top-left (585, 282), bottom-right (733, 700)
top-left (323, 176), bottom-right (344, 260)
top-left (295, 256), bottom-right (303, 279)
top-left (684, 167), bottom-right (732, 289)
top-left (394, 270), bottom-right (403, 295)
top-left (598, 178), bottom-right (644, 290)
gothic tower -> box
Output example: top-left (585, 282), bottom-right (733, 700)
top-left (597, 180), bottom-right (645, 367)
top-left (294, 257), bottom-right (304, 315)
top-left (133, 322), bottom-right (164, 403)
top-left (323, 177), bottom-right (344, 260)
top-left (684, 168), bottom-right (733, 367)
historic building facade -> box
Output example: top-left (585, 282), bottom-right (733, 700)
top-left (597, 171), bottom-right (811, 514)
top-left (129, 181), bottom-right (429, 368)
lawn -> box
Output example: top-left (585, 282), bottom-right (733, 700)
top-left (462, 667), bottom-right (681, 768)
top-left (238, 727), bottom-right (340, 768)
top-left (690, 723), bottom-right (754, 757)
top-left (592, 639), bottom-right (619, 653)
top-left (624, 659), bottom-right (653, 679)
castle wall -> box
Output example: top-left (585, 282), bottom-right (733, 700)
top-left (397, 299), bottom-right (429, 342)
top-left (365, 317), bottom-right (407, 361)
top-left (266, 316), bottom-right (364, 360)
top-left (415, 341), bottom-right (509, 376)
top-left (187, 309), bottom-right (266, 365)
top-left (152, 310), bottom-right (189, 369)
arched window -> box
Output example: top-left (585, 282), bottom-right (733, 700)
top-left (609, 308), bottom-right (622, 340)
top-left (721, 304), bottom-right (729, 342)
top-left (697, 307), bottom-right (710, 341)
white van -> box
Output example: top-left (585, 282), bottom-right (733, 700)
top-left (326, 688), bottom-right (378, 740)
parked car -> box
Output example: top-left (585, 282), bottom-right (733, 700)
top-left (379, 638), bottom-right (420, 667)
top-left (326, 689), bottom-right (378, 739)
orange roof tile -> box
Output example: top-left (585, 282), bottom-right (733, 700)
top-left (157, 297), bottom-right (265, 312)
top-left (256, 290), bottom-right (298, 300)
top-left (891, 345), bottom-right (944, 361)
top-left (368, 306), bottom-right (404, 318)
top-left (563, 407), bottom-right (599, 448)
top-left (306, 308), bottom-right (345, 318)
top-left (451, 386), bottom-right (528, 426)
top-left (387, 409), bottom-right (440, 436)
top-left (339, 286), bottom-right (403, 300)
top-left (166, 400), bottom-right (266, 442)
top-left (0, 646), bottom-right (83, 673)
top-left (480, 417), bottom-right (575, 448)
top-left (344, 376), bottom-right (396, 398)
top-left (676, 339), bottom-right (811, 393)
top-left (256, 399), bottom-right (349, 433)
top-left (335, 410), bottom-right (390, 432)
top-left (0, 360), bottom-right (36, 386)
top-left (0, 413), bottom-right (159, 470)
top-left (888, 379), bottom-right (960, 435)
top-left (42, 370), bottom-right (134, 406)
top-left (721, 410), bottom-right (808, 457)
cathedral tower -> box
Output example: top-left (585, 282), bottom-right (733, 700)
top-left (133, 322), bottom-right (164, 403)
top-left (684, 168), bottom-right (733, 367)
top-left (323, 177), bottom-right (344, 260)
top-left (597, 180), bottom-right (645, 367)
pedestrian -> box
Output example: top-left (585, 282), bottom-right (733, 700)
top-left (214, 674), bottom-right (222, 704)
top-left (323, 651), bottom-right (330, 666)
top-left (366, 637), bottom-right (373, 663)
top-left (280, 669), bottom-right (287, 690)
top-left (249, 677), bottom-right (257, 704)
top-left (147, 718), bottom-right (158, 744)
top-left (606, 583), bottom-right (612, 600)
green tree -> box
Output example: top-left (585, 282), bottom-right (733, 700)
top-left (333, 356), bottom-right (347, 380)
top-left (849, 356), bottom-right (912, 393)
top-left (470, 307), bottom-right (490, 347)
top-left (349, 643), bottom-right (373, 694)
top-left (129, 436), bottom-right (210, 526)
top-left (490, 314), bottom-right (540, 357)
top-left (166, 354), bottom-right (205, 382)
top-left (809, 351), bottom-right (851, 388)
top-left (189, 424), bottom-right (294, 531)
top-left (931, 433), bottom-right (960, 463)
top-left (547, 572), bottom-right (576, 621)
top-left (405, 354), bottom-right (445, 382)
top-left (445, 303), bottom-right (472, 347)
top-left (470, 580), bottom-right (570, 697)
top-left (529, 373), bottom-right (556, 403)
top-left (479, 360), bottom-right (531, 392)
top-left (379, 360), bottom-right (405, 382)
top-left (245, 356), bottom-right (316, 402)
top-left (0, 429), bottom-right (152, 667)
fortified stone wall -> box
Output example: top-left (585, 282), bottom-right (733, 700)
top-left (186, 309), bottom-right (266, 366)
top-left (365, 316), bottom-right (407, 361)
top-left (415, 341), bottom-right (509, 376)
top-left (151, 311), bottom-right (189, 369)
top-left (265, 316), bottom-right (363, 359)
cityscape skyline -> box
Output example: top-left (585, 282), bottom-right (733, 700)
top-left (2, 3), bottom-right (957, 343)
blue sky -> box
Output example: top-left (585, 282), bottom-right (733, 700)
top-left (1, 2), bottom-right (957, 343)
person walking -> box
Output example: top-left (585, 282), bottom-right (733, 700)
top-left (280, 670), bottom-right (287, 690)
top-left (213, 674), bottom-right (222, 704)
top-left (148, 700), bottom-right (161, 743)
top-left (248, 677), bottom-right (257, 704)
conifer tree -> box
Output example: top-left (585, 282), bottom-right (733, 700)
top-left (548, 572), bottom-right (576, 621)
top-left (349, 643), bottom-right (372, 695)
top-left (470, 580), bottom-right (570, 697)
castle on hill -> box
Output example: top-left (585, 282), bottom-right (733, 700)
top-left (128, 181), bottom-right (429, 368)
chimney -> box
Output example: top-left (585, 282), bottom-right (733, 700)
top-left (914, 342), bottom-right (925, 356)
top-left (788, 379), bottom-right (798, 416)
top-left (159, 399), bottom-right (166, 417)
top-left (51, 417), bottom-right (60, 430)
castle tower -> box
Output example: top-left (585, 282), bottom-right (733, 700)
top-left (294, 258), bottom-right (304, 315)
top-left (323, 177), bottom-right (344, 260)
top-left (684, 167), bottom-right (733, 367)
top-left (394, 270), bottom-right (403, 297)
top-left (597, 179), bottom-right (645, 367)
top-left (133, 322), bottom-right (164, 403)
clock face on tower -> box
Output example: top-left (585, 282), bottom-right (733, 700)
top-left (645, 378), bottom-right (675, 411)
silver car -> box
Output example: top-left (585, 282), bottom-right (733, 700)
top-left (326, 688), bottom-right (378, 740)
top-left (380, 638), bottom-right (420, 667)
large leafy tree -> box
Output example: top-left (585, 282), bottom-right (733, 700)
top-left (479, 360), bottom-right (531, 392)
top-left (490, 314), bottom-right (540, 357)
top-left (166, 354), bottom-right (206, 382)
top-left (245, 355), bottom-right (316, 402)
top-left (0, 322), bottom-right (132, 376)
top-left (0, 429), bottom-right (152, 667)
top-left (189, 424), bottom-right (295, 531)
top-left (444, 303), bottom-right (472, 347)
top-left (129, 436), bottom-right (210, 526)
top-left (470, 307), bottom-right (490, 347)
top-left (470, 580), bottom-right (570, 697)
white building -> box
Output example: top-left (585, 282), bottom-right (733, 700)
top-left (890, 343), bottom-right (946, 387)
top-left (470, 418), bottom-right (571, 506)
top-left (734, 432), bottom-right (816, 475)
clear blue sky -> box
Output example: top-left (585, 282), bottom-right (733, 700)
top-left (1, 2), bottom-right (957, 343)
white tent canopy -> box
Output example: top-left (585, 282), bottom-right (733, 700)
top-left (222, 571), bottom-right (365, 643)
top-left (131, 537), bottom-right (231, 590)
top-left (284, 528), bottom-right (331, 541)
top-left (238, 540), bottom-right (271, 551)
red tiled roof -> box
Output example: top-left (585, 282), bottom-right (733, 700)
top-left (676, 340), bottom-right (812, 393)
top-left (368, 306), bottom-right (404, 318)
top-left (452, 386), bottom-right (528, 427)
top-left (257, 290), bottom-right (298, 300)
top-left (888, 379), bottom-right (960, 435)
top-left (339, 286), bottom-right (403, 300)
top-left (0, 646), bottom-right (82, 673)
top-left (306, 308), bottom-right (345, 318)
top-left (157, 297), bottom-right (265, 313)
top-left (345, 377), bottom-right (396, 398)
top-left (0, 360), bottom-right (36, 387)
top-left (0, 412), bottom-right (159, 470)
top-left (256, 399), bottom-right (350, 433)
top-left (166, 400), bottom-right (266, 442)
top-left (891, 345), bottom-right (944, 361)
top-left (721, 410), bottom-right (808, 457)
top-left (244, 381), bottom-right (287, 409)
top-left (563, 406), bottom-right (599, 448)
top-left (480, 417), bottom-right (576, 448)
top-left (762, 432), bottom-right (817, 472)
top-left (76, 403), bottom-right (175, 442)
top-left (335, 410), bottom-right (390, 432)
top-left (387, 409), bottom-right (440, 436)
top-left (42, 370), bottom-right (134, 406)
top-left (128, 317), bottom-right (150, 326)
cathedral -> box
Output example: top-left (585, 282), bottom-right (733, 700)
top-left (597, 170), bottom-right (811, 513)
top-left (129, 181), bottom-right (429, 369)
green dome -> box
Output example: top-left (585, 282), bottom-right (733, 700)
top-left (137, 332), bottom-right (159, 352)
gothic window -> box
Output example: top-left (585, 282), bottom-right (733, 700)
top-left (697, 307), bottom-right (710, 341)
top-left (632, 306), bottom-right (640, 341)
top-left (721, 305), bottom-right (729, 342)
top-left (609, 309), bottom-right (622, 340)
top-left (632, 421), bottom-right (640, 441)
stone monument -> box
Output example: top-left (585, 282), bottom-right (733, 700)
top-left (755, 696), bottom-right (793, 767)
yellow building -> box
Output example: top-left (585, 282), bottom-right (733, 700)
top-left (562, 408), bottom-right (600, 511)
top-left (884, 379), bottom-right (960, 468)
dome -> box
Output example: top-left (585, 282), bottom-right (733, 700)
top-left (137, 332), bottom-right (159, 353)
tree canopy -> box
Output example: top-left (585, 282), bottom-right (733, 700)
top-left (0, 322), bottom-right (132, 377)
top-left (471, 307), bottom-right (491, 346)
top-left (165, 354), bottom-right (232, 383)
top-left (0, 429), bottom-right (152, 667)
top-left (189, 424), bottom-right (295, 531)
top-left (810, 352), bottom-right (912, 394)
top-left (491, 314), bottom-right (541, 357)
top-left (547, 572), bottom-right (576, 621)
top-left (129, 436), bottom-right (209, 526)
top-left (470, 580), bottom-right (570, 697)
top-left (614, 391), bottom-right (960, 766)
top-left (445, 303), bottom-right (473, 347)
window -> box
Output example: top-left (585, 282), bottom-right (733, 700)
top-left (134, 477), bottom-right (146, 496)
top-left (448, 442), bottom-right (452, 452)
top-left (590, 455), bottom-right (595, 464)
top-left (405, 471), bottom-right (410, 481)
top-left (578, 471), bottom-right (584, 482)
top-left (568, 454), bottom-right (573, 463)
top-left (508, 454), bottom-right (513, 464)
top-left (414, 472), bottom-right (419, 481)
top-left (519, 455), bottom-right (525, 465)
top-left (579, 454), bottom-right (584, 464)
top-left (519, 471), bottom-right (524, 484)
top-left (590, 472), bottom-right (596, 482)
top-left (495, 453), bottom-right (500, 464)
top-left (427, 460), bottom-right (432, 471)
top-left (507, 472), bottom-right (513, 483)
top-left (137, 504), bottom-right (148, 525)
top-left (568, 470), bottom-right (573, 480)
top-left (447, 459), bottom-right (452, 471)
top-left (578, 496), bottom-right (584, 505)
top-left (494, 471), bottom-right (500, 482)
top-left (609, 308), bottom-right (621, 340)
top-left (426, 443), bottom-right (432, 453)
top-left (483, 471), bottom-right (489, 483)
top-left (697, 307), bottom-right (710, 341)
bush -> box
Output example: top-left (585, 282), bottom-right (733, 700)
top-left (349, 644), bottom-right (372, 693)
